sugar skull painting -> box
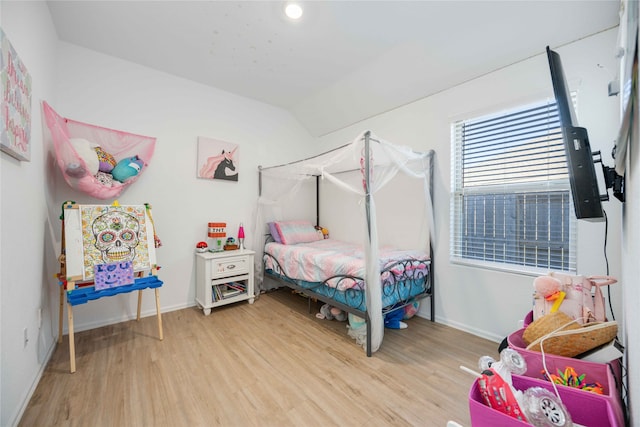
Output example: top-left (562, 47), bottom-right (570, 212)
top-left (92, 211), bottom-right (140, 263)
top-left (80, 205), bottom-right (150, 279)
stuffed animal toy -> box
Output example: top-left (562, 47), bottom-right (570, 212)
top-left (112, 155), bottom-right (144, 182)
top-left (534, 275), bottom-right (562, 298)
top-left (314, 225), bottom-right (330, 239)
top-left (94, 146), bottom-right (117, 172)
top-left (318, 303), bottom-right (347, 321)
top-left (403, 301), bottom-right (420, 320)
top-left (95, 171), bottom-right (114, 187)
top-left (67, 137), bottom-right (100, 177)
top-left (533, 275), bottom-right (565, 314)
top-left (65, 162), bottom-right (87, 178)
top-left (348, 313), bottom-right (366, 330)
top-left (384, 308), bottom-right (407, 329)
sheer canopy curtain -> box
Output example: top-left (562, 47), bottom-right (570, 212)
top-left (254, 131), bottom-right (434, 354)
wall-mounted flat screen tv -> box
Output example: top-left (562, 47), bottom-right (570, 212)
top-left (546, 46), bottom-right (605, 221)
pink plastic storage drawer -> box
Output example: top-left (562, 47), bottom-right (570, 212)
top-left (469, 374), bottom-right (618, 426)
top-left (507, 328), bottom-right (625, 427)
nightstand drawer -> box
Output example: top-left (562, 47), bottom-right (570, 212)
top-left (210, 255), bottom-right (250, 278)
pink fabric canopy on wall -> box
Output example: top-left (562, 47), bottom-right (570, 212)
top-left (42, 101), bottom-right (156, 200)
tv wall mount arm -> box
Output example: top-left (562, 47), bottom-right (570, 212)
top-left (593, 150), bottom-right (625, 202)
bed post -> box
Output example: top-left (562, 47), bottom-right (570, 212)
top-left (364, 131), bottom-right (373, 356)
top-left (364, 131), bottom-right (372, 237)
top-left (316, 175), bottom-right (320, 227)
top-left (428, 152), bottom-right (435, 322)
top-left (258, 165), bottom-right (263, 197)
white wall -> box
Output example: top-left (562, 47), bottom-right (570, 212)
top-left (1, 2), bottom-right (58, 426)
top-left (49, 42), bottom-right (314, 333)
top-left (2, 3), bottom-right (314, 426)
top-left (315, 29), bottom-right (635, 421)
top-left (315, 30), bottom-right (624, 343)
top-left (3, 3), bottom-right (635, 426)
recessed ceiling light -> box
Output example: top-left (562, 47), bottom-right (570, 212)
top-left (285, 3), bottom-right (303, 20)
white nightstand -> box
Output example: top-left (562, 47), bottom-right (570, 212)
top-left (195, 250), bottom-right (255, 315)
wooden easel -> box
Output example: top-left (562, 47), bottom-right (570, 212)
top-left (57, 201), bottom-right (164, 373)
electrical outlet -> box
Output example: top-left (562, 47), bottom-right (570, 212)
top-left (23, 327), bottom-right (28, 347)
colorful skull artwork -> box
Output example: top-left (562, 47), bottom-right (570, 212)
top-left (92, 211), bottom-right (140, 263)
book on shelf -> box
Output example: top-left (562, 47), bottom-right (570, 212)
top-left (212, 282), bottom-right (247, 302)
top-left (222, 288), bottom-right (242, 298)
top-left (226, 282), bottom-right (246, 292)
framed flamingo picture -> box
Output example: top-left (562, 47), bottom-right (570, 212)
top-left (197, 136), bottom-right (239, 182)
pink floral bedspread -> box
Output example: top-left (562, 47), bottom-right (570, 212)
top-left (264, 239), bottom-right (429, 291)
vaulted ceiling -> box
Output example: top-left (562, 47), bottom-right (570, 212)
top-left (47, 1), bottom-right (621, 136)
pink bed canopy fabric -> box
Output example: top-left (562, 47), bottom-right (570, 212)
top-left (42, 101), bottom-right (156, 200)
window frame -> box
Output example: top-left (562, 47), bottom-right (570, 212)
top-left (450, 99), bottom-right (577, 275)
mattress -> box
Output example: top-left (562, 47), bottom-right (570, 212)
top-left (263, 239), bottom-right (430, 311)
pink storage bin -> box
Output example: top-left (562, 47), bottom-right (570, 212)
top-left (507, 328), bottom-right (625, 427)
top-left (523, 310), bottom-right (533, 327)
top-left (469, 374), bottom-right (619, 426)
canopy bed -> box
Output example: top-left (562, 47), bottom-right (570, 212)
top-left (254, 131), bottom-right (435, 356)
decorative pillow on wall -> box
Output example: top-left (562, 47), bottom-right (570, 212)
top-left (274, 220), bottom-right (323, 245)
top-left (268, 222), bottom-right (282, 243)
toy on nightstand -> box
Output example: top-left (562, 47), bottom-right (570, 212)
top-left (223, 237), bottom-right (239, 251)
top-left (195, 241), bottom-right (208, 253)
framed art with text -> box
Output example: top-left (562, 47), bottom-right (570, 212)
top-left (1, 29), bottom-right (32, 161)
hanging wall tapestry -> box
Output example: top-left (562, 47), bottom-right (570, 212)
top-left (197, 136), bottom-right (239, 182)
top-left (1, 29), bottom-right (32, 161)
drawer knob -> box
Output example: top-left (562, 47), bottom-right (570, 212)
top-left (227, 264), bottom-right (236, 269)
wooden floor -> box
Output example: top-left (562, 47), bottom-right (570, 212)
top-left (19, 289), bottom-right (498, 427)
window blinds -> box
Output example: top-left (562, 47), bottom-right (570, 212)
top-left (451, 99), bottom-right (576, 273)
top-left (455, 102), bottom-right (568, 188)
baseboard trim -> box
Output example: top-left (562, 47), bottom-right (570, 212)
top-left (11, 339), bottom-right (57, 427)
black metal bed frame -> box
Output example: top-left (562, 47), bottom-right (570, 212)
top-left (263, 247), bottom-right (433, 356)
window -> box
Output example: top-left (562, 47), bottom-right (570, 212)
top-left (451, 99), bottom-right (576, 273)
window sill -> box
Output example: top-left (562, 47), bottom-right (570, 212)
top-left (449, 257), bottom-right (576, 277)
